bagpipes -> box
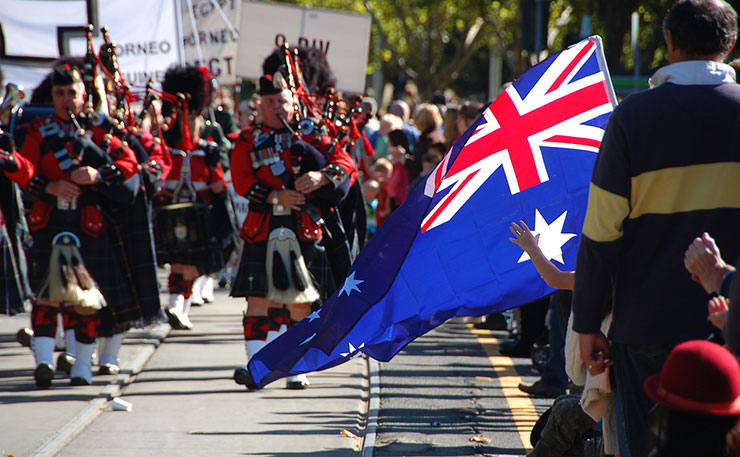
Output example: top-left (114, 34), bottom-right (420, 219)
top-left (274, 42), bottom-right (372, 159)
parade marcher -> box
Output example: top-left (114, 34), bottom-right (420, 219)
top-left (230, 73), bottom-right (349, 390)
top-left (262, 45), bottom-right (364, 268)
top-left (7, 63), bottom-right (141, 387)
top-left (0, 130), bottom-right (32, 315)
top-left (0, 69), bottom-right (32, 316)
top-left (91, 39), bottom-right (170, 375)
top-left (156, 64), bottom-right (230, 330)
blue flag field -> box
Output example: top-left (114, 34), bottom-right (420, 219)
top-left (247, 36), bottom-right (618, 389)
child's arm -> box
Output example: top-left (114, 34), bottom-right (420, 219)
top-left (509, 220), bottom-right (575, 290)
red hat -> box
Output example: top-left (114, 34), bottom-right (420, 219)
top-left (644, 340), bottom-right (740, 415)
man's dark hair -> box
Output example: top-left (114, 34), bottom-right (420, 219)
top-left (388, 129), bottom-right (410, 154)
top-left (663, 0), bottom-right (738, 57)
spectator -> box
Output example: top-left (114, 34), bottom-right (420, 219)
top-left (387, 130), bottom-right (411, 208)
top-left (370, 158), bottom-right (393, 226)
top-left (408, 103), bottom-right (445, 181)
top-left (362, 179), bottom-right (380, 240)
top-left (643, 340), bottom-right (740, 457)
top-left (571, 2), bottom-right (740, 456)
top-left (369, 113), bottom-right (404, 160)
top-left (388, 99), bottom-right (420, 149)
top-left (443, 105), bottom-right (459, 151)
top-left (408, 146), bottom-right (444, 193)
top-left (509, 220), bottom-right (574, 398)
top-left (456, 101), bottom-right (485, 139)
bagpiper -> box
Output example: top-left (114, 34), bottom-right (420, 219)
top-left (7, 63), bottom-right (143, 387)
top-left (155, 65), bottom-right (232, 330)
top-left (230, 68), bottom-right (356, 389)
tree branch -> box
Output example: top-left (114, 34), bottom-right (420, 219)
top-left (362, 0), bottom-right (418, 80)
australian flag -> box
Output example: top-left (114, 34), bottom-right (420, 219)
top-left (246, 36), bottom-right (618, 389)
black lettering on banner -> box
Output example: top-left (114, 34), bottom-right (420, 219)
top-left (297, 37), bottom-right (330, 55)
top-left (115, 41), bottom-right (172, 57)
top-left (123, 69), bottom-right (165, 85)
top-left (187, 56), bottom-right (234, 77)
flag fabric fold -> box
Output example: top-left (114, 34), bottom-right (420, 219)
top-left (247, 36), bottom-right (618, 389)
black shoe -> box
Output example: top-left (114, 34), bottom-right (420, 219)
top-left (97, 364), bottom-right (120, 376)
top-left (56, 353), bottom-right (75, 375)
top-left (286, 379), bottom-right (309, 390)
top-left (474, 313), bottom-right (508, 331)
top-left (499, 339), bottom-right (532, 358)
top-left (16, 328), bottom-right (33, 348)
top-left (70, 377), bottom-right (91, 386)
top-left (233, 366), bottom-right (258, 390)
top-left (518, 379), bottom-right (566, 398)
top-left (165, 308), bottom-right (192, 330)
top-left (34, 364), bottom-right (54, 388)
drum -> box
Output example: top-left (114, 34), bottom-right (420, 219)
top-left (154, 199), bottom-right (236, 274)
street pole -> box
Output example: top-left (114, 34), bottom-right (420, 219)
top-left (632, 12), bottom-right (640, 92)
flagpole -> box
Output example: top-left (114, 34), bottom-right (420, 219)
top-left (591, 36), bottom-right (619, 107)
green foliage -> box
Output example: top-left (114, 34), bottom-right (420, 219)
top-left (271, 0), bottom-right (740, 100)
top-left (276, 0), bottom-right (520, 99)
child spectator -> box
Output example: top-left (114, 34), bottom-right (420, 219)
top-left (408, 144), bottom-right (444, 193)
top-left (369, 113), bottom-right (404, 160)
top-left (370, 158), bottom-right (393, 226)
top-left (643, 340), bottom-right (740, 457)
top-left (387, 129), bottom-right (411, 208)
top-left (362, 179), bottom-right (380, 240)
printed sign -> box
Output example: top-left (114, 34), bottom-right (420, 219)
top-left (238, 1), bottom-right (371, 94)
top-left (180, 0), bottom-right (241, 84)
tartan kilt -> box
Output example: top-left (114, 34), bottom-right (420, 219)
top-left (104, 191), bottom-right (162, 328)
top-left (0, 225), bottom-right (28, 315)
top-left (230, 213), bottom-right (334, 302)
top-left (26, 206), bottom-right (135, 330)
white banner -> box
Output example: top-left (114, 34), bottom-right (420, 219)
top-left (0, 0), bottom-right (181, 93)
top-left (180, 0), bottom-right (241, 85)
top-left (238, 1), bottom-right (371, 94)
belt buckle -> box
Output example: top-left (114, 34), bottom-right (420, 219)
top-left (272, 204), bottom-right (291, 216)
top-left (57, 197), bottom-right (77, 211)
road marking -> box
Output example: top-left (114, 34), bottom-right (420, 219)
top-left (471, 328), bottom-right (539, 450)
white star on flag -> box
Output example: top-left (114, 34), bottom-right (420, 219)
top-left (339, 272), bottom-right (364, 297)
top-left (340, 342), bottom-right (365, 358)
top-left (517, 209), bottom-right (576, 265)
top-left (306, 310), bottom-right (321, 322)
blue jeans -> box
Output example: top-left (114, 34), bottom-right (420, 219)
top-left (541, 294), bottom-right (569, 389)
top-left (611, 342), bottom-right (674, 457)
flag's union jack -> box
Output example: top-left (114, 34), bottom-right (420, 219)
top-left (422, 38), bottom-right (614, 233)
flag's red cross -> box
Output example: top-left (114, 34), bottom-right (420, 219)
top-left (446, 81), bottom-right (609, 190)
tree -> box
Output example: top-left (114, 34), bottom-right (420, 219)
top-left (280, 0), bottom-right (522, 100)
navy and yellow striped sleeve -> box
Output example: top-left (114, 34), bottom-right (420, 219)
top-left (572, 112), bottom-right (630, 334)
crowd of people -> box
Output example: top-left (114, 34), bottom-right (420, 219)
top-left (3, 0), bottom-right (740, 455)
